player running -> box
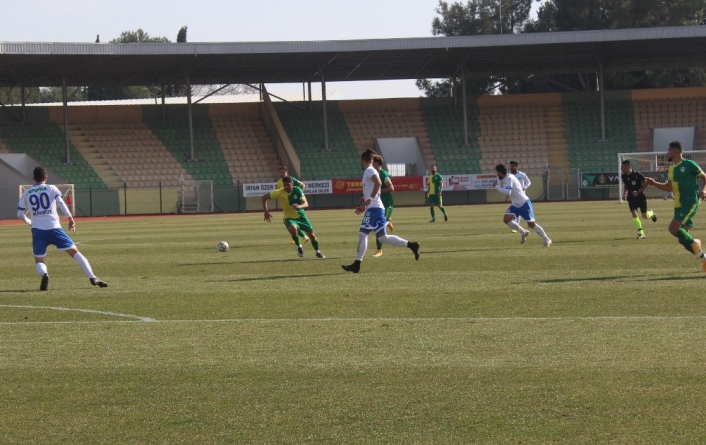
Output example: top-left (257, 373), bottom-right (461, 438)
top-left (342, 149), bottom-right (419, 273)
top-left (277, 165), bottom-right (309, 245)
top-left (262, 176), bottom-right (324, 259)
top-left (17, 166), bottom-right (108, 290)
top-left (645, 141), bottom-right (706, 271)
top-left (494, 163), bottom-right (552, 247)
top-left (620, 160), bottom-right (656, 239)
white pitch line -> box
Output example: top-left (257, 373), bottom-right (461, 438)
top-left (1, 314), bottom-right (706, 326)
top-left (0, 305), bottom-right (155, 322)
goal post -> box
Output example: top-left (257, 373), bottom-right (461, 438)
top-left (19, 183), bottom-right (75, 216)
top-left (618, 151), bottom-right (706, 202)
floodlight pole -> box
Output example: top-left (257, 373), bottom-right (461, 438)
top-left (62, 77), bottom-right (72, 165)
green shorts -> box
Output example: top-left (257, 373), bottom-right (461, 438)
top-left (429, 194), bottom-right (443, 206)
top-left (674, 203), bottom-right (698, 229)
top-left (284, 216), bottom-right (314, 234)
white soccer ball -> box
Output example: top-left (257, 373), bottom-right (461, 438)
top-left (218, 241), bottom-right (229, 252)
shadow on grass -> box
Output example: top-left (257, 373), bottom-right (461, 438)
top-left (180, 257), bottom-right (332, 266)
top-left (0, 290), bottom-right (37, 293)
top-left (536, 272), bottom-right (700, 283)
top-left (211, 273), bottom-right (340, 283)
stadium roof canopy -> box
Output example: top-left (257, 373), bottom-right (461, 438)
top-left (1, 26), bottom-right (706, 87)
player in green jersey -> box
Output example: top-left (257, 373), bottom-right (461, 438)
top-left (277, 166), bottom-right (308, 245)
top-left (645, 141), bottom-right (706, 272)
top-left (426, 165), bottom-right (448, 222)
top-left (372, 154), bottom-right (395, 257)
top-left (263, 176), bottom-right (324, 259)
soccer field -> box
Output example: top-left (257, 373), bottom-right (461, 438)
top-left (1, 200), bottom-right (705, 444)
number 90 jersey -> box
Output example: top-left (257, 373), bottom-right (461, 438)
top-left (17, 184), bottom-right (64, 230)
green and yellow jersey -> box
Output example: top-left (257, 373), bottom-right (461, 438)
top-left (428, 173), bottom-right (443, 195)
top-left (669, 159), bottom-right (704, 208)
top-left (379, 169), bottom-right (394, 208)
top-left (269, 186), bottom-right (306, 220)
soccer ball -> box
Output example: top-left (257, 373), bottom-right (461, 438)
top-left (218, 241), bottom-right (229, 252)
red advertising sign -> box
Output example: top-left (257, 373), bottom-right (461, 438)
top-left (332, 176), bottom-right (424, 194)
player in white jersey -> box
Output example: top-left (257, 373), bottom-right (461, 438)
top-left (17, 167), bottom-right (108, 290)
top-left (342, 149), bottom-right (419, 273)
top-left (509, 161), bottom-right (531, 191)
top-left (505, 161), bottom-right (532, 230)
top-left (494, 163), bottom-right (552, 247)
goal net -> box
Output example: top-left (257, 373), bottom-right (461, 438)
top-left (618, 151), bottom-right (706, 202)
top-left (19, 183), bottom-right (75, 216)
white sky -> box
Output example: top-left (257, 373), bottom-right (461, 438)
top-left (4, 0), bottom-right (540, 99)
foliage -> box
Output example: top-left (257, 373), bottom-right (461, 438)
top-left (110, 28), bottom-right (170, 44)
top-left (0, 86), bottom-right (46, 105)
top-left (420, 0), bottom-right (706, 97)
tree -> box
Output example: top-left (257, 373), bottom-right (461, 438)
top-left (418, 0), bottom-right (534, 98)
top-left (110, 29), bottom-right (170, 44)
top-left (0, 86), bottom-right (46, 105)
top-left (84, 29), bottom-right (171, 101)
top-left (521, 0), bottom-right (706, 92)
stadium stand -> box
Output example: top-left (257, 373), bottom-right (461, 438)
top-left (275, 103), bottom-right (361, 180)
top-left (74, 122), bottom-right (192, 188)
top-left (419, 99), bottom-right (482, 174)
top-left (0, 138), bottom-right (8, 153)
top-left (477, 105), bottom-right (548, 174)
top-left (0, 122), bottom-right (105, 189)
top-left (562, 91), bottom-right (637, 172)
top-left (339, 99), bottom-right (436, 172)
top-left (543, 104), bottom-right (571, 170)
top-left (632, 88), bottom-right (706, 152)
top-left (210, 116), bottom-right (282, 183)
top-left (144, 119), bottom-right (234, 186)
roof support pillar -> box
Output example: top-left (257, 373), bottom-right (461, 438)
top-left (461, 69), bottom-right (469, 147)
top-left (598, 62), bottom-right (607, 143)
top-left (321, 70), bottom-right (330, 152)
top-left (161, 83), bottom-right (166, 120)
top-left (62, 78), bottom-right (72, 165)
top-left (308, 81), bottom-right (312, 111)
top-left (186, 76), bottom-right (196, 162)
top-left (20, 85), bottom-right (26, 123)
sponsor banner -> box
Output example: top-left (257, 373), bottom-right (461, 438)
top-left (423, 174), bottom-right (499, 191)
top-left (333, 176), bottom-right (424, 194)
top-left (243, 180), bottom-right (332, 197)
top-left (389, 176), bottom-right (424, 192)
top-left (332, 178), bottom-right (364, 194)
top-left (581, 172), bottom-right (620, 188)
top-left (242, 182), bottom-right (278, 198)
top-left (447, 174), bottom-right (498, 191)
top-left (302, 180), bottom-right (332, 195)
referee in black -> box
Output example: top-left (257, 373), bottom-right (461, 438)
top-left (621, 160), bottom-right (657, 239)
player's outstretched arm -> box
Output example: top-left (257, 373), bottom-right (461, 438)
top-left (645, 177), bottom-right (672, 192)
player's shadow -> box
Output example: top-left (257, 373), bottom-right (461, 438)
top-left (180, 258), bottom-right (314, 266)
top-left (212, 273), bottom-right (339, 283)
top-left (0, 290), bottom-right (37, 293)
top-left (536, 272), bottom-right (698, 283)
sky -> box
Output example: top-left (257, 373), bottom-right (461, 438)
top-left (4, 0), bottom-right (540, 99)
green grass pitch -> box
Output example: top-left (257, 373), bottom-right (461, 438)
top-left (1, 200), bottom-right (705, 444)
